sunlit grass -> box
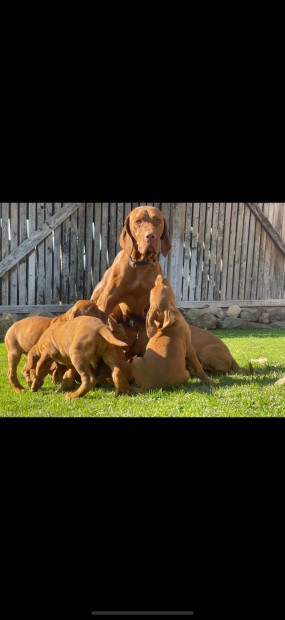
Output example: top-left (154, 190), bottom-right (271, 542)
top-left (1, 329), bottom-right (285, 417)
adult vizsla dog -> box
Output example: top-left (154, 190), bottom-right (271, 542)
top-left (23, 316), bottom-right (132, 398)
top-left (91, 206), bottom-right (171, 319)
top-left (131, 275), bottom-right (215, 390)
top-left (5, 300), bottom-right (107, 391)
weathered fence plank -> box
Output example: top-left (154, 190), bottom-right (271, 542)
top-left (53, 203), bottom-right (62, 303)
top-left (100, 203), bottom-right (109, 280)
top-left (208, 203), bottom-right (219, 301)
top-left (196, 203), bottom-right (206, 302)
top-left (244, 208), bottom-right (256, 300)
top-left (250, 203), bottom-right (262, 301)
top-left (169, 203), bottom-right (186, 300)
top-left (36, 203), bottom-right (45, 304)
top-left (202, 204), bottom-right (213, 301)
top-left (69, 207), bottom-right (79, 301)
top-left (182, 203), bottom-right (192, 301)
top-left (232, 203), bottom-right (244, 300)
top-left (45, 203), bottom-right (53, 304)
top-left (220, 203), bottom-right (231, 301)
top-left (93, 203), bottom-right (101, 290)
top-left (61, 209), bottom-right (70, 303)
top-left (10, 204), bottom-right (18, 305)
top-left (84, 204), bottom-right (93, 298)
top-left (215, 203), bottom-right (225, 301)
top-left (189, 204), bottom-right (198, 302)
top-left (1, 203), bottom-right (9, 304)
top-left (226, 203), bottom-right (238, 300)
top-left (27, 203), bottom-right (36, 305)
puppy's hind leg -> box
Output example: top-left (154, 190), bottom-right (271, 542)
top-left (31, 351), bottom-right (53, 392)
top-left (186, 343), bottom-right (217, 387)
top-left (65, 355), bottom-right (97, 399)
top-left (7, 346), bottom-right (25, 392)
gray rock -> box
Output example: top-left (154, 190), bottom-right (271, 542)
top-left (240, 309), bottom-right (261, 322)
top-left (209, 306), bottom-right (226, 320)
top-left (223, 317), bottom-right (248, 329)
top-left (185, 309), bottom-right (218, 329)
top-left (269, 310), bottom-right (285, 322)
top-left (270, 321), bottom-right (285, 329)
top-left (226, 305), bottom-right (241, 318)
top-left (259, 314), bottom-right (270, 324)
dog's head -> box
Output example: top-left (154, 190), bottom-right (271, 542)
top-left (119, 206), bottom-right (171, 260)
top-left (146, 275), bottom-right (178, 337)
top-left (64, 300), bottom-right (107, 321)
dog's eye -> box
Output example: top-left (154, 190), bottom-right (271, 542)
top-left (154, 217), bottom-right (162, 224)
top-left (135, 219), bottom-right (142, 224)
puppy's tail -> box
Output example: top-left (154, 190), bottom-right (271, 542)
top-left (99, 325), bottom-right (128, 347)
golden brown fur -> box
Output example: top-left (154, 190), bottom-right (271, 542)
top-left (91, 206), bottom-right (171, 319)
top-left (5, 300), bottom-right (107, 391)
top-left (23, 316), bottom-right (133, 398)
top-left (189, 325), bottom-right (242, 374)
top-left (131, 275), bottom-right (215, 390)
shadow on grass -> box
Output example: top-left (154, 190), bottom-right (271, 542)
top-left (22, 363), bottom-right (285, 400)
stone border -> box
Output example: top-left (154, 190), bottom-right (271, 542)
top-left (179, 305), bottom-right (285, 330)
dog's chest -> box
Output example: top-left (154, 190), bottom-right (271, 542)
top-left (128, 268), bottom-right (158, 292)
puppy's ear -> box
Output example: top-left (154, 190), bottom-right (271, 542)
top-left (119, 214), bottom-right (134, 256)
top-left (81, 302), bottom-right (100, 317)
top-left (146, 310), bottom-right (160, 338)
top-left (161, 217), bottom-right (172, 257)
top-left (161, 309), bottom-right (177, 329)
top-left (66, 304), bottom-right (78, 320)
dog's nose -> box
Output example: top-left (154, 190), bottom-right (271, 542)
top-left (145, 231), bottom-right (157, 240)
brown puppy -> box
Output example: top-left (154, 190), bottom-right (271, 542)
top-left (23, 316), bottom-right (132, 399)
top-left (5, 300), bottom-right (107, 391)
top-left (118, 315), bottom-right (149, 361)
top-left (131, 275), bottom-right (215, 390)
top-left (190, 325), bottom-right (243, 375)
top-left (91, 206), bottom-right (171, 318)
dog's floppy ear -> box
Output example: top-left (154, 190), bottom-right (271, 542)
top-left (146, 310), bottom-right (160, 338)
top-left (160, 217), bottom-right (171, 257)
top-left (120, 214), bottom-right (134, 256)
top-left (65, 304), bottom-right (78, 320)
top-left (161, 309), bottom-right (177, 329)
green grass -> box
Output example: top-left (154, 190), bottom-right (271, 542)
top-left (1, 329), bottom-right (285, 417)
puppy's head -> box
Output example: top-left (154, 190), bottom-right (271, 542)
top-left (146, 275), bottom-right (178, 337)
top-left (65, 300), bottom-right (107, 321)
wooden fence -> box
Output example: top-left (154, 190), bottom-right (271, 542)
top-left (1, 202), bottom-right (285, 314)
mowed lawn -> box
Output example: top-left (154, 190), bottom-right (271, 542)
top-left (1, 329), bottom-right (285, 417)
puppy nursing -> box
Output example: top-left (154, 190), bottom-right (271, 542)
top-left (131, 275), bottom-right (215, 390)
top-left (190, 325), bottom-right (243, 375)
top-left (23, 316), bottom-right (132, 399)
top-left (4, 299), bottom-right (109, 392)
